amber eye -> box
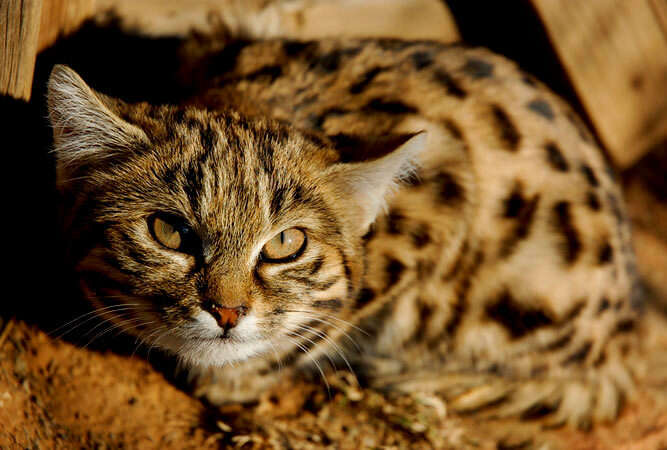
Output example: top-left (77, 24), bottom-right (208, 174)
top-left (261, 228), bottom-right (307, 262)
top-left (148, 213), bottom-right (199, 254)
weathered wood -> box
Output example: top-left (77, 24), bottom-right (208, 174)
top-left (0, 0), bottom-right (43, 101)
top-left (277, 0), bottom-right (459, 43)
top-left (38, 0), bottom-right (95, 52)
top-left (650, 0), bottom-right (667, 38)
top-left (532, 0), bottom-right (667, 168)
top-left (94, 0), bottom-right (459, 43)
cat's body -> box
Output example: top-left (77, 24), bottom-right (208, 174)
top-left (48, 38), bottom-right (640, 429)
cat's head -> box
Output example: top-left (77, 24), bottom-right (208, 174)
top-left (47, 65), bottom-right (426, 366)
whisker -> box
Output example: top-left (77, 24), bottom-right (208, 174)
top-left (289, 311), bottom-right (362, 352)
top-left (146, 327), bottom-right (171, 361)
top-left (133, 321), bottom-right (159, 345)
top-left (283, 308), bottom-right (370, 336)
top-left (49, 303), bottom-right (142, 338)
top-left (104, 319), bottom-right (156, 344)
top-left (266, 339), bottom-right (283, 373)
top-left (284, 334), bottom-right (330, 397)
top-left (82, 317), bottom-right (150, 349)
top-left (296, 323), bottom-right (357, 377)
top-left (291, 324), bottom-right (339, 373)
top-left (58, 174), bottom-right (94, 184)
top-left (132, 324), bottom-right (165, 357)
top-left (80, 307), bottom-right (137, 339)
top-left (279, 309), bottom-right (364, 357)
top-left (124, 319), bottom-right (156, 334)
top-left (54, 309), bottom-right (133, 341)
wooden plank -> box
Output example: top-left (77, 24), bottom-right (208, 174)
top-left (0, 0), bottom-right (43, 101)
top-left (532, 0), bottom-right (667, 168)
top-left (38, 0), bottom-right (95, 52)
top-left (650, 0), bottom-right (667, 39)
top-left (94, 0), bottom-right (459, 43)
top-left (278, 0), bottom-right (459, 43)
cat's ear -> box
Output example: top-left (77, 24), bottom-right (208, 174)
top-left (325, 132), bottom-right (427, 232)
top-left (47, 65), bottom-right (148, 183)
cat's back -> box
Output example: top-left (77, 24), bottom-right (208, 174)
top-left (190, 38), bottom-right (592, 152)
top-left (190, 38), bottom-right (620, 214)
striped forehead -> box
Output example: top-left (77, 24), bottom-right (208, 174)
top-left (141, 112), bottom-right (328, 256)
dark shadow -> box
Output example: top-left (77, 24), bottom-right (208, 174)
top-left (32, 14), bottom-right (189, 105)
top-left (2, 13), bottom-right (194, 383)
top-left (629, 140), bottom-right (667, 202)
top-left (443, 0), bottom-right (587, 115)
top-left (443, 0), bottom-right (614, 165)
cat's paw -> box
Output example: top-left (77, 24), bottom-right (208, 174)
top-left (371, 358), bottom-right (636, 429)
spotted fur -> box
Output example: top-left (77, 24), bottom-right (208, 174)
top-left (48, 37), bottom-right (640, 428)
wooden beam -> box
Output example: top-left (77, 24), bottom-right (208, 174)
top-left (38, 0), bottom-right (95, 52)
top-left (94, 0), bottom-right (459, 42)
top-left (278, 0), bottom-right (459, 43)
top-left (0, 0), bottom-right (43, 101)
top-left (650, 0), bottom-right (667, 39)
top-left (532, 0), bottom-right (667, 168)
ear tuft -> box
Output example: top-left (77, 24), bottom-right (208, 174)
top-left (326, 131), bottom-right (428, 231)
top-left (47, 65), bottom-right (147, 183)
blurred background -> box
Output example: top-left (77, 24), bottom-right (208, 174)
top-left (1, 0), bottom-right (666, 448)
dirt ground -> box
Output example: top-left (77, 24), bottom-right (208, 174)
top-left (2, 3), bottom-right (667, 449)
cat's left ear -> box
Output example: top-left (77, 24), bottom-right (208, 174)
top-left (325, 132), bottom-right (427, 232)
top-left (47, 65), bottom-right (149, 184)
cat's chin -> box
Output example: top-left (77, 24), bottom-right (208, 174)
top-left (157, 333), bottom-right (274, 367)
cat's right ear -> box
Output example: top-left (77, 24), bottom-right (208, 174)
top-left (325, 132), bottom-right (428, 233)
top-left (47, 65), bottom-right (148, 184)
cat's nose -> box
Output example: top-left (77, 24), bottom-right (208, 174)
top-left (205, 304), bottom-right (247, 331)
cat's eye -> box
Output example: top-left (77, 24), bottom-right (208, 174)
top-left (148, 213), bottom-right (199, 254)
top-left (261, 228), bottom-right (307, 263)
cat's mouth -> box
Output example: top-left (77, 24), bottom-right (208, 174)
top-left (159, 328), bottom-right (275, 366)
top-left (203, 332), bottom-right (263, 344)
top-left (77, 276), bottom-right (275, 364)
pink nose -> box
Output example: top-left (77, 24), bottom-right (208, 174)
top-left (207, 304), bottom-right (247, 331)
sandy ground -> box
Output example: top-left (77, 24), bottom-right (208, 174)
top-left (0, 301), bottom-right (666, 449)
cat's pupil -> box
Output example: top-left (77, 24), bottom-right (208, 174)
top-left (150, 215), bottom-right (188, 251)
top-left (261, 228), bottom-right (306, 262)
